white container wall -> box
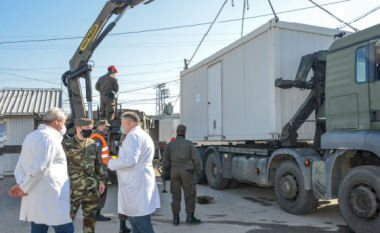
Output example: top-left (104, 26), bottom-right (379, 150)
top-left (180, 19), bottom-right (346, 142)
top-left (159, 119), bottom-right (180, 142)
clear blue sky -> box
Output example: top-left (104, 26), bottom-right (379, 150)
top-left (0, 0), bottom-right (379, 115)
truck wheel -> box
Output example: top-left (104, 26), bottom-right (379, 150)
top-left (206, 152), bottom-right (230, 190)
top-left (227, 178), bottom-right (239, 189)
top-left (274, 160), bottom-right (318, 215)
top-left (195, 170), bottom-right (208, 184)
top-left (338, 166), bottom-right (380, 233)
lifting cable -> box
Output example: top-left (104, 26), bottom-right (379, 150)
top-left (308, 0), bottom-right (358, 32)
top-left (187, 0), bottom-right (229, 67)
top-left (337, 5), bottom-right (380, 30)
top-left (268, 0), bottom-right (279, 21)
top-left (241, 0), bottom-right (250, 38)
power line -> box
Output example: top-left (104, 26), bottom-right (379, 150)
top-left (0, 41), bottom-right (234, 50)
top-left (0, 0), bottom-right (351, 45)
top-left (337, 5), bottom-right (380, 29)
top-left (308, 0), bottom-right (358, 32)
top-left (2, 72), bottom-right (61, 85)
top-left (0, 61), bottom-right (183, 71)
top-left (0, 33), bottom-right (240, 38)
top-left (188, 0), bottom-right (229, 67)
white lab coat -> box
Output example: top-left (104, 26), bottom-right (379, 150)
top-left (14, 124), bottom-right (72, 225)
top-left (108, 126), bottom-right (160, 217)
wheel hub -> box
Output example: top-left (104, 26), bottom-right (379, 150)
top-left (350, 186), bottom-right (379, 218)
top-left (213, 166), bottom-right (217, 175)
top-left (280, 174), bottom-right (298, 199)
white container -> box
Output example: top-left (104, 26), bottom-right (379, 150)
top-left (180, 19), bottom-right (346, 142)
top-left (159, 119), bottom-right (180, 142)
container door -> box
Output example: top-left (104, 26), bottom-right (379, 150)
top-left (208, 62), bottom-right (222, 136)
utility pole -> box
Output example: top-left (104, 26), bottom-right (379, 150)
top-left (155, 83), bottom-right (170, 115)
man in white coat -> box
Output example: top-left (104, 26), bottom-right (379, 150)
top-left (10, 107), bottom-right (73, 233)
top-left (107, 111), bottom-right (160, 233)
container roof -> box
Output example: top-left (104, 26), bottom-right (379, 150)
top-left (0, 88), bottom-right (62, 116)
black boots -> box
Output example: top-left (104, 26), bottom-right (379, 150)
top-left (119, 220), bottom-right (131, 233)
top-left (95, 210), bottom-right (111, 221)
top-left (186, 212), bottom-right (201, 224)
top-left (173, 213), bottom-right (180, 226)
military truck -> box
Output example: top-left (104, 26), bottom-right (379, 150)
top-left (180, 19), bottom-right (380, 232)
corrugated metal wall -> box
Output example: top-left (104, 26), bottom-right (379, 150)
top-left (0, 119), bottom-right (3, 178)
top-left (3, 117), bottom-right (34, 176)
top-left (0, 156), bottom-right (4, 179)
top-left (4, 117), bottom-right (34, 146)
top-left (0, 89), bottom-right (62, 115)
top-left (3, 153), bottom-right (20, 176)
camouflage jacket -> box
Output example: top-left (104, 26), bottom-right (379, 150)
top-left (62, 135), bottom-right (105, 190)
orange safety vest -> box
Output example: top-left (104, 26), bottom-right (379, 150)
top-left (90, 133), bottom-right (109, 165)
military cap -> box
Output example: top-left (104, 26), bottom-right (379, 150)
top-left (177, 124), bottom-right (187, 131)
top-left (97, 119), bottom-right (111, 127)
top-left (74, 118), bottom-right (93, 127)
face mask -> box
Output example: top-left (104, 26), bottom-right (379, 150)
top-left (59, 125), bottom-right (67, 136)
top-left (80, 129), bottom-right (92, 138)
top-left (120, 126), bottom-right (125, 134)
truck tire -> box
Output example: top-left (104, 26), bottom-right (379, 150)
top-left (274, 160), bottom-right (318, 215)
top-left (195, 170), bottom-right (208, 184)
top-left (227, 178), bottom-right (239, 189)
top-left (338, 166), bottom-right (380, 233)
top-left (206, 152), bottom-right (230, 190)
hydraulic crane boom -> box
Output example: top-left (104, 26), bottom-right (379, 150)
top-left (275, 50), bottom-right (327, 148)
top-left (61, 0), bottom-right (152, 125)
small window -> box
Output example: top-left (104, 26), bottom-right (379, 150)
top-left (356, 46), bottom-right (368, 83)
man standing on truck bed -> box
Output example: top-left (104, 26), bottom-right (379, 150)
top-left (95, 65), bottom-right (119, 124)
top-left (162, 124), bottom-right (202, 226)
top-left (89, 119), bottom-right (112, 222)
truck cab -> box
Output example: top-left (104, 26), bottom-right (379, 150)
top-left (326, 23), bottom-right (380, 131)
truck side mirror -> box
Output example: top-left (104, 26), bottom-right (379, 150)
top-left (376, 39), bottom-right (380, 48)
top-left (375, 39), bottom-right (380, 53)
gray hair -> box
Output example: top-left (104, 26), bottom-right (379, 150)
top-left (43, 107), bottom-right (67, 122)
top-left (121, 111), bottom-right (141, 124)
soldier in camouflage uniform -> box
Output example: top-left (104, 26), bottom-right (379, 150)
top-left (62, 118), bottom-right (105, 233)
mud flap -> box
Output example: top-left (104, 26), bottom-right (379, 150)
top-left (312, 161), bottom-right (328, 199)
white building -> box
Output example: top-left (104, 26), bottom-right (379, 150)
top-left (0, 88), bottom-right (63, 178)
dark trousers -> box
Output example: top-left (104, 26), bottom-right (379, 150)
top-left (170, 167), bottom-right (197, 214)
top-left (119, 213), bottom-right (128, 220)
top-left (99, 183), bottom-right (108, 210)
top-left (31, 222), bottom-right (74, 233)
top-left (99, 94), bottom-right (116, 123)
top-left (128, 215), bottom-right (155, 233)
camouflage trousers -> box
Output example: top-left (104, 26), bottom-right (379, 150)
top-left (71, 187), bottom-right (100, 233)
